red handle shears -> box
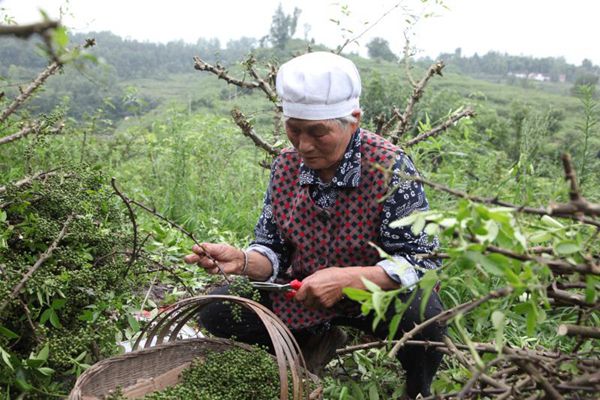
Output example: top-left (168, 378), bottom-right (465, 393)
top-left (251, 279), bottom-right (303, 300)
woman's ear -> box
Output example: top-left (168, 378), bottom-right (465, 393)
top-left (351, 109), bottom-right (362, 131)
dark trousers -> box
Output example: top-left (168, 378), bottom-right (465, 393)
top-left (199, 285), bottom-right (446, 398)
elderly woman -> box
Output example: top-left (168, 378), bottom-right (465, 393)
top-left (184, 51), bottom-right (444, 399)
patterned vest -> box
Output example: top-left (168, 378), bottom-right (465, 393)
top-left (269, 130), bottom-right (400, 329)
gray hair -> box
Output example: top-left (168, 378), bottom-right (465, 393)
top-left (283, 112), bottom-right (360, 129)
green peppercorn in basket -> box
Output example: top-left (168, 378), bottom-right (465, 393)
top-left (68, 295), bottom-right (322, 400)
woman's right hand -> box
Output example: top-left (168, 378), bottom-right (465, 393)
top-left (183, 243), bottom-right (244, 275)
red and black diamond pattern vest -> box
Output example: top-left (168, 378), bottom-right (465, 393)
top-left (269, 130), bottom-right (400, 329)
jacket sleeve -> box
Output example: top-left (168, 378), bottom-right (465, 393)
top-left (377, 152), bottom-right (440, 289)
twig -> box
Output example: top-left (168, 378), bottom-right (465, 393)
top-left (547, 153), bottom-right (600, 217)
top-left (0, 169), bottom-right (62, 194)
top-left (0, 61), bottom-right (62, 124)
top-left (109, 180), bottom-right (230, 283)
top-left (508, 349), bottom-right (564, 400)
top-left (404, 107), bottom-right (475, 147)
top-left (231, 108), bottom-right (280, 156)
top-left (0, 21), bottom-right (59, 38)
top-left (19, 296), bottom-right (40, 344)
top-left (397, 171), bottom-right (600, 229)
top-left (443, 336), bottom-right (510, 394)
top-left (388, 286), bottom-right (513, 358)
top-left (193, 56), bottom-right (260, 89)
top-left (0, 214), bottom-right (74, 314)
top-left (110, 178), bottom-right (139, 276)
top-left (389, 61), bottom-right (445, 144)
top-left (0, 120), bottom-right (64, 146)
top-left (245, 55), bottom-right (278, 103)
top-left (336, 2), bottom-right (404, 54)
top-left (140, 253), bottom-right (194, 296)
top-left (557, 324), bottom-right (600, 339)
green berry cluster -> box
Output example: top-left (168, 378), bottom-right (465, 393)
top-left (104, 346), bottom-right (287, 400)
top-left (227, 276), bottom-right (261, 323)
top-left (0, 168), bottom-right (144, 393)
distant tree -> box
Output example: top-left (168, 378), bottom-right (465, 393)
top-left (366, 37), bottom-right (397, 62)
top-left (269, 3), bottom-right (301, 50)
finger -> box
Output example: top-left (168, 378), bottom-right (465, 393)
top-left (183, 254), bottom-right (200, 264)
top-left (192, 243), bottom-right (209, 255)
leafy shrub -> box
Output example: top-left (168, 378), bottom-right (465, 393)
top-left (0, 168), bottom-right (142, 397)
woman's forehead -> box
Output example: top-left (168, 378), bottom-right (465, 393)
top-left (285, 118), bottom-right (334, 131)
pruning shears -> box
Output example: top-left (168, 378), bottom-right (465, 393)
top-left (251, 279), bottom-right (303, 300)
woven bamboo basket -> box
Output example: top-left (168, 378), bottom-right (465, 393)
top-left (69, 295), bottom-right (322, 400)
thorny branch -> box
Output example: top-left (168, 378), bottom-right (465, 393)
top-left (388, 61), bottom-right (445, 144)
top-left (111, 178), bottom-right (139, 276)
top-left (388, 286), bottom-right (514, 358)
top-left (0, 120), bottom-right (64, 146)
top-left (0, 61), bottom-right (62, 125)
top-left (404, 107), bottom-right (476, 147)
top-left (396, 169), bottom-right (600, 229)
top-left (109, 179), bottom-right (231, 283)
top-left (193, 56), bottom-right (260, 90)
top-left (231, 108), bottom-right (280, 156)
top-left (0, 214), bottom-right (74, 314)
top-left (0, 20), bottom-right (59, 38)
top-left (0, 169), bottom-right (62, 194)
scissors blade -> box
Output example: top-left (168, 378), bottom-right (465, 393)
top-left (251, 282), bottom-right (292, 292)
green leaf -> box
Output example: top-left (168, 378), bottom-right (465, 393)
top-left (529, 231), bottom-right (552, 243)
top-left (37, 344), bottom-right (49, 361)
top-left (389, 213), bottom-right (419, 228)
top-left (585, 276), bottom-right (597, 303)
top-left (424, 223), bottom-right (439, 236)
top-left (361, 278), bottom-right (381, 293)
top-left (49, 309), bottom-right (62, 328)
top-left (127, 315), bottom-right (140, 332)
top-left (52, 26), bottom-right (69, 48)
top-left (0, 326), bottom-right (19, 339)
top-left (37, 367), bottom-right (54, 376)
top-left (491, 310), bottom-right (505, 351)
top-left (541, 215), bottom-right (564, 229)
top-left (372, 292), bottom-right (385, 317)
top-left (0, 210), bottom-right (6, 222)
top-left (40, 309), bottom-right (52, 324)
top-left (51, 298), bottom-right (66, 309)
top-left (343, 287), bottom-right (371, 302)
top-left (555, 241), bottom-right (580, 255)
top-left (466, 252), bottom-right (503, 276)
top-left (368, 384), bottom-right (379, 400)
top-left (0, 346), bottom-right (13, 370)
top-left (411, 216), bottom-right (426, 236)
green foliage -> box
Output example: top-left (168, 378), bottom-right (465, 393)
top-left (573, 85), bottom-right (599, 188)
top-left (0, 170), bottom-right (144, 396)
top-left (323, 348), bottom-right (406, 399)
top-left (366, 37), bottom-right (398, 63)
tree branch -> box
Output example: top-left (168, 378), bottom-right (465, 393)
top-left (388, 286), bottom-right (513, 358)
top-left (397, 171), bottom-right (600, 229)
top-left (557, 324), bottom-right (600, 339)
top-left (244, 55), bottom-right (278, 103)
top-left (404, 107), bottom-right (475, 147)
top-left (0, 21), bottom-right (59, 38)
top-left (0, 214), bottom-right (74, 314)
top-left (193, 56), bottom-right (260, 89)
top-left (231, 108), bottom-right (280, 157)
top-left (0, 169), bottom-right (63, 195)
top-left (388, 61), bottom-right (445, 144)
top-left (111, 178), bottom-right (139, 277)
top-left (0, 61), bottom-right (62, 124)
top-left (109, 179), bottom-right (230, 283)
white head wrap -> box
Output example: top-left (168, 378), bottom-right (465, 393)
top-left (276, 52), bottom-right (361, 120)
